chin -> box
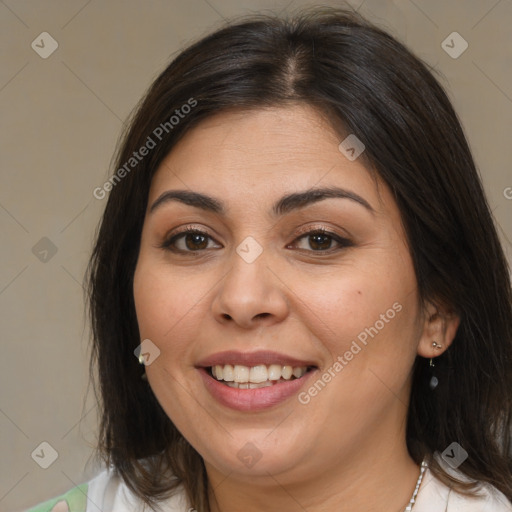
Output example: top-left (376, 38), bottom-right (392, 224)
top-left (199, 431), bottom-right (309, 478)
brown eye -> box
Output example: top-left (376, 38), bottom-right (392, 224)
top-left (308, 233), bottom-right (333, 250)
top-left (160, 228), bottom-right (221, 253)
top-left (290, 229), bottom-right (352, 253)
top-left (183, 232), bottom-right (209, 250)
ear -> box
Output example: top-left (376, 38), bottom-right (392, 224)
top-left (417, 300), bottom-right (460, 360)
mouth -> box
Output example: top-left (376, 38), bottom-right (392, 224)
top-left (207, 363), bottom-right (316, 389)
top-left (196, 351), bottom-right (319, 411)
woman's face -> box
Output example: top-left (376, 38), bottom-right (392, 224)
top-left (133, 105), bottom-right (427, 484)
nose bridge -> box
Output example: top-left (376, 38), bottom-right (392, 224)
top-left (211, 236), bottom-right (288, 328)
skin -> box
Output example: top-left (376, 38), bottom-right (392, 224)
top-left (133, 105), bottom-right (460, 512)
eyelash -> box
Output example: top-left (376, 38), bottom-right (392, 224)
top-left (158, 225), bottom-right (353, 255)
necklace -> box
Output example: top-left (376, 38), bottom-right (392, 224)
top-left (403, 460), bottom-right (427, 511)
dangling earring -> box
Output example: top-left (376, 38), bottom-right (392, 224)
top-left (138, 353), bottom-right (148, 381)
top-left (429, 341), bottom-right (442, 390)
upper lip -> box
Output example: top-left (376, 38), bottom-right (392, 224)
top-left (196, 350), bottom-right (318, 368)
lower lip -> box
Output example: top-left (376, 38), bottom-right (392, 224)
top-left (198, 367), bottom-right (317, 412)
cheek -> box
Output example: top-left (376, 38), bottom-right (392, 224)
top-left (133, 258), bottom-right (204, 347)
top-left (133, 260), bottom-right (214, 438)
top-left (291, 267), bottom-right (399, 341)
top-left (292, 250), bottom-right (419, 367)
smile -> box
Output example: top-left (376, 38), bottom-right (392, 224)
top-left (196, 351), bottom-right (319, 411)
top-left (209, 364), bottom-right (311, 389)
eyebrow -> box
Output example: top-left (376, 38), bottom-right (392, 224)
top-left (149, 186), bottom-right (375, 216)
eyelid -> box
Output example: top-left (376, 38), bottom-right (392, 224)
top-left (169, 224), bottom-right (216, 239)
top-left (293, 223), bottom-right (342, 237)
top-left (292, 223), bottom-right (352, 242)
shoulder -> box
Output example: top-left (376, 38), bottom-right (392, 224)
top-left (415, 466), bottom-right (512, 512)
top-left (447, 481), bottom-right (512, 512)
top-left (25, 470), bottom-right (112, 512)
top-left (25, 466), bottom-right (190, 512)
top-left (25, 482), bottom-right (90, 512)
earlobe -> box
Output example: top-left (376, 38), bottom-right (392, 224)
top-left (417, 302), bottom-right (460, 360)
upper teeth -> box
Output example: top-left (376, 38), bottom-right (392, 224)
top-left (211, 364), bottom-right (308, 383)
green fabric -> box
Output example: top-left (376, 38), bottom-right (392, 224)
top-left (26, 483), bottom-right (88, 512)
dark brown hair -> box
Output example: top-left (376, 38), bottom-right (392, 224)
top-left (86, 6), bottom-right (512, 510)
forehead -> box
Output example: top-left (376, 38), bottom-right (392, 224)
top-left (149, 105), bottom-right (383, 212)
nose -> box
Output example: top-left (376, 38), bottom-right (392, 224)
top-left (211, 248), bottom-right (290, 329)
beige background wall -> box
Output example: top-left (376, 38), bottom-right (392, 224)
top-left (1, 0), bottom-right (510, 510)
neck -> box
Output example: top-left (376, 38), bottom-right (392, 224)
top-left (206, 442), bottom-right (420, 512)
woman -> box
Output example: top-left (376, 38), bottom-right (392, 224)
top-left (27, 7), bottom-right (512, 512)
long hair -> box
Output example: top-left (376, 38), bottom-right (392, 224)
top-left (86, 7), bottom-right (512, 510)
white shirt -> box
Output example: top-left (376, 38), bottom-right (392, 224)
top-left (414, 465), bottom-right (512, 511)
top-left (27, 464), bottom-right (512, 512)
